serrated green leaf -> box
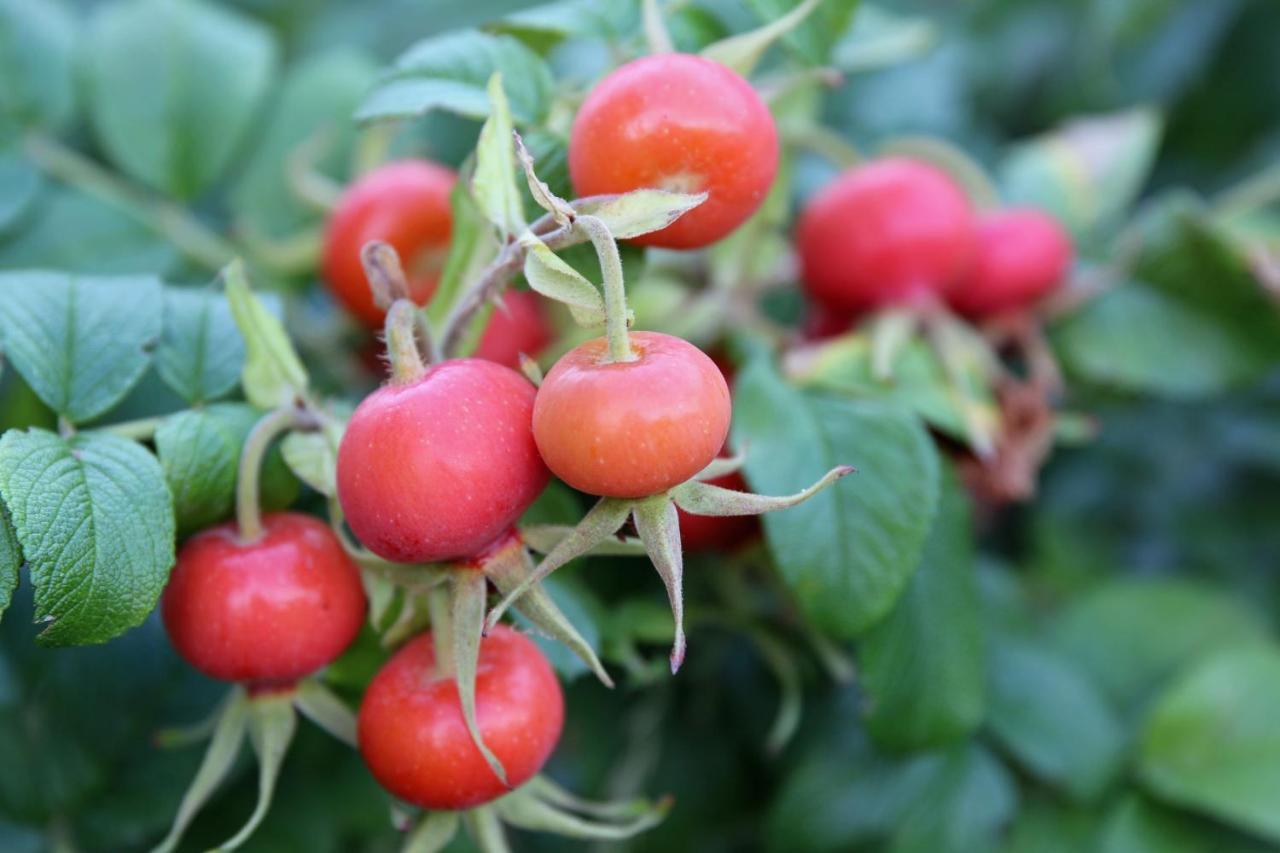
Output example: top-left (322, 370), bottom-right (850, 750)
top-left (155, 403), bottom-right (298, 536)
top-left (471, 73), bottom-right (525, 238)
top-left (0, 271), bottom-right (162, 423)
top-left (0, 501), bottom-right (20, 620)
top-left (574, 190), bottom-right (708, 240)
top-left (356, 30), bottom-right (554, 126)
top-left (223, 261), bottom-right (309, 409)
top-left (861, 471), bottom-right (985, 750)
top-left (1139, 645), bottom-right (1280, 841)
top-left (702, 0), bottom-right (824, 77)
top-left (156, 287), bottom-right (243, 405)
top-left (0, 147), bottom-right (40, 233)
top-left (987, 638), bottom-right (1125, 802)
top-left (0, 0), bottom-right (77, 135)
top-left (733, 359), bottom-right (939, 638)
top-left (523, 241), bottom-right (605, 326)
top-left (85, 0), bottom-right (277, 198)
top-left (0, 428), bottom-right (174, 645)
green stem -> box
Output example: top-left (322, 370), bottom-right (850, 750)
top-left (385, 299), bottom-right (428, 383)
top-left (642, 0), bottom-right (674, 53)
top-left (428, 584), bottom-right (455, 678)
top-left (104, 415), bottom-right (164, 442)
top-left (23, 132), bottom-right (237, 271)
top-left (236, 408), bottom-right (306, 542)
top-left (575, 215), bottom-right (634, 362)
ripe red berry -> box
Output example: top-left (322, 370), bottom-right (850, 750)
top-left (322, 159), bottom-right (456, 328)
top-left (798, 158), bottom-right (975, 314)
top-left (161, 513), bottom-right (366, 686)
top-left (357, 626), bottom-right (564, 810)
top-left (947, 209), bottom-right (1073, 317)
top-left (473, 290), bottom-right (553, 370)
top-left (336, 359), bottom-right (549, 563)
top-left (569, 53), bottom-right (779, 250)
top-left (533, 332), bottom-right (731, 498)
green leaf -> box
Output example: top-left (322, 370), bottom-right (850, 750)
top-left (0, 0), bottom-right (77, 135)
top-left (0, 187), bottom-right (177, 274)
top-left (231, 49), bottom-right (378, 238)
top-left (523, 241), bottom-right (605, 326)
top-left (492, 0), bottom-right (637, 52)
top-left (0, 428), bottom-right (174, 645)
top-left (987, 638), bottom-right (1125, 802)
top-left (999, 108), bottom-right (1163, 240)
top-left (156, 403), bottom-right (298, 536)
top-left (1100, 794), bottom-right (1272, 853)
top-left (85, 0), bottom-right (277, 198)
top-left (471, 73), bottom-right (525, 238)
top-left (0, 147), bottom-right (40, 233)
top-left (356, 30), bottom-right (554, 126)
top-left (860, 471), bottom-right (985, 750)
top-left (156, 287), bottom-right (244, 405)
top-left (574, 190), bottom-right (708, 240)
top-left (0, 501), bottom-right (20, 620)
top-left (733, 358), bottom-right (940, 638)
top-left (890, 743), bottom-right (1017, 853)
top-left (744, 0), bottom-right (860, 67)
top-left (223, 261), bottom-right (309, 409)
top-left (832, 4), bottom-right (938, 74)
top-left (0, 271), bottom-right (162, 423)
top-left (1139, 645), bottom-right (1280, 841)
top-left (425, 182), bottom-right (493, 329)
top-left (1050, 579), bottom-right (1270, 718)
top-left (279, 419), bottom-right (343, 498)
top-left (1004, 797), bottom-right (1102, 853)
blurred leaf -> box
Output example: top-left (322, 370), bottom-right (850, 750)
top-left (1000, 108), bottom-right (1162, 240)
top-left (1004, 797), bottom-right (1102, 853)
top-left (157, 287), bottom-right (244, 405)
top-left (861, 470), bottom-right (985, 750)
top-left (0, 428), bottom-right (174, 645)
top-left (492, 0), bottom-right (638, 52)
top-left (1100, 794), bottom-right (1273, 853)
top-left (357, 30), bottom-right (554, 125)
top-left (890, 743), bottom-right (1017, 853)
top-left (987, 638), bottom-right (1125, 802)
top-left (0, 0), bottom-right (77, 135)
top-left (832, 4), bottom-right (938, 74)
top-left (0, 148), bottom-right (40, 233)
top-left (0, 187), bottom-right (178, 274)
top-left (224, 261), bottom-right (309, 409)
top-left (0, 271), bottom-right (162, 424)
top-left (86, 0), bottom-right (277, 198)
top-left (733, 358), bottom-right (940, 638)
top-left (744, 0), bottom-right (859, 68)
top-left (668, 4), bottom-right (730, 53)
top-left (703, 0), bottom-right (826, 76)
top-left (425, 182), bottom-right (493, 330)
top-left (232, 49), bottom-right (378, 238)
top-left (0, 503), bottom-right (18, 621)
top-left (1050, 579), bottom-right (1270, 718)
top-left (1139, 644), bottom-right (1280, 841)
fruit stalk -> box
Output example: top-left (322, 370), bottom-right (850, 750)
top-left (575, 214), bottom-right (634, 362)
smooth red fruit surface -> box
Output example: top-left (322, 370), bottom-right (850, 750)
top-left (473, 291), bottom-right (553, 369)
top-left (947, 208), bottom-right (1073, 317)
top-left (569, 53), bottom-right (779, 249)
top-left (533, 332), bottom-right (731, 498)
top-left (336, 359), bottom-right (549, 563)
top-left (798, 158), bottom-right (975, 314)
top-left (162, 513), bottom-right (366, 686)
top-left (677, 470), bottom-right (759, 552)
top-left (322, 159), bottom-right (456, 328)
top-left (358, 626), bottom-right (564, 810)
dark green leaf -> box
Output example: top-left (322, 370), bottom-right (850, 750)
top-left (0, 501), bottom-right (19, 620)
top-left (0, 271), bottom-right (162, 423)
top-left (733, 358), bottom-right (939, 638)
top-left (1050, 579), bottom-right (1269, 718)
top-left (1004, 797), bottom-right (1102, 853)
top-left (357, 30), bottom-right (554, 126)
top-left (0, 0), bottom-right (77, 134)
top-left (0, 428), bottom-right (174, 645)
top-left (1100, 794), bottom-right (1274, 853)
top-left (0, 147), bottom-right (40, 233)
top-left (1139, 645), bottom-right (1280, 842)
top-left (987, 638), bottom-right (1125, 802)
top-left (156, 287), bottom-right (244, 405)
top-left (861, 470), bottom-right (985, 750)
top-left (890, 743), bottom-right (1017, 853)
top-left (85, 0), bottom-right (277, 198)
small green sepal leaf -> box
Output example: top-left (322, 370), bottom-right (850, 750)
top-left (223, 259), bottom-right (309, 409)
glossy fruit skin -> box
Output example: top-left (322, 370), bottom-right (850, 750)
top-left (358, 626), bottom-right (564, 810)
top-left (947, 209), bottom-right (1073, 317)
top-left (677, 470), bottom-right (759, 552)
top-left (798, 158), bottom-right (975, 314)
top-left (569, 53), bottom-right (779, 250)
top-left (473, 291), bottom-right (552, 370)
top-left (322, 159), bottom-right (456, 328)
top-left (162, 513), bottom-right (366, 686)
top-left (337, 359), bottom-right (549, 563)
top-left (534, 332), bottom-right (731, 498)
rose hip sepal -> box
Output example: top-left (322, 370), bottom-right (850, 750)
top-left (359, 626), bottom-right (669, 849)
top-left (488, 332), bottom-right (854, 674)
top-left (153, 512), bottom-right (367, 853)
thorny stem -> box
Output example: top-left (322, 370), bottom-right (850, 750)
top-left (236, 407), bottom-right (316, 542)
top-left (575, 214), bottom-right (634, 362)
top-left (23, 132), bottom-right (237, 271)
top-left (384, 299), bottom-right (428, 383)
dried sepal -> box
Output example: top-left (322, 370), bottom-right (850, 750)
top-left (403, 811), bottom-right (461, 853)
top-left (670, 465), bottom-right (854, 516)
top-left (217, 691), bottom-right (298, 850)
top-left (631, 495), bottom-right (687, 674)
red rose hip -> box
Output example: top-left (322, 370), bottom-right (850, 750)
top-left (947, 208), bottom-right (1073, 317)
top-left (569, 53), bottom-right (779, 249)
top-left (322, 159), bottom-right (456, 328)
top-left (336, 358), bottom-right (549, 563)
top-left (533, 332), bottom-right (731, 498)
top-left (798, 158), bottom-right (975, 314)
top-left (473, 290), bottom-right (553, 370)
top-left (357, 626), bottom-right (564, 810)
top-left (161, 512), bottom-right (366, 686)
